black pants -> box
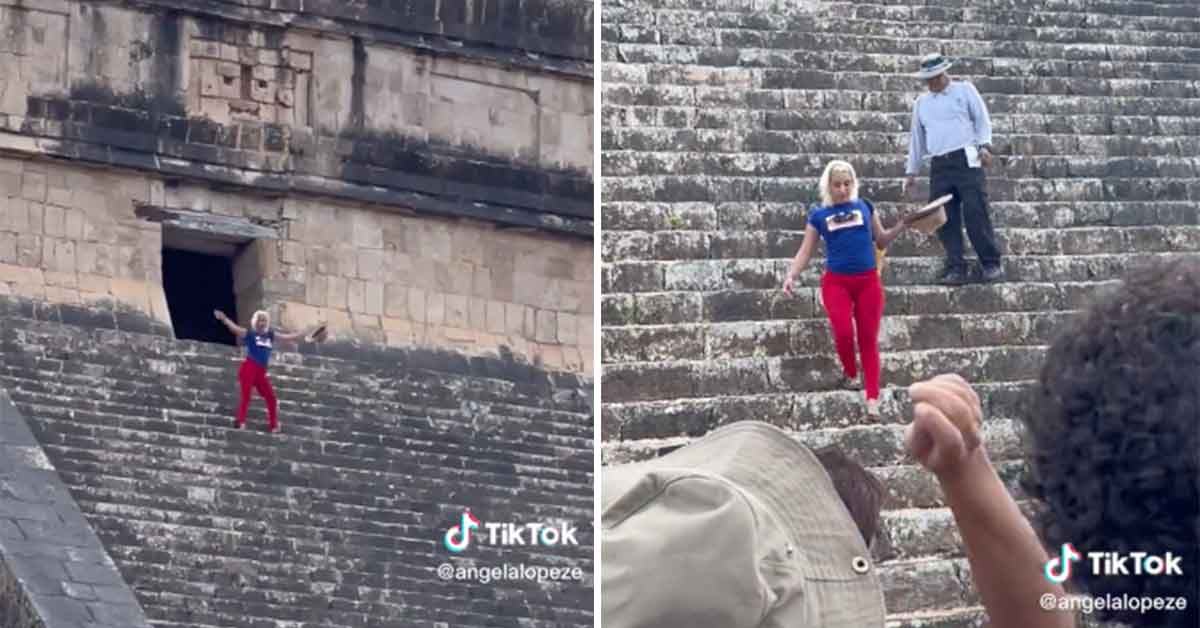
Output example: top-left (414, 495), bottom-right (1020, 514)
top-left (930, 149), bottom-right (1001, 271)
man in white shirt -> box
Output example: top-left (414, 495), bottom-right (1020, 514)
top-left (904, 53), bottom-right (1003, 285)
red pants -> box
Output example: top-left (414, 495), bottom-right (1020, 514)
top-left (237, 359), bottom-right (278, 430)
top-left (820, 270), bottom-right (885, 401)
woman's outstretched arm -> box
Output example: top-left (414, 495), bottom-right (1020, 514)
top-left (214, 310), bottom-right (248, 339)
top-left (275, 324), bottom-right (326, 346)
top-left (783, 224), bottom-right (820, 295)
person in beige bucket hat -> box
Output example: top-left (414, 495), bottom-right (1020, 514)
top-left (601, 375), bottom-right (1078, 628)
top-left (601, 421), bottom-right (888, 627)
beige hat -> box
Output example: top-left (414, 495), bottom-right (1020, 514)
top-left (601, 421), bottom-right (886, 628)
top-left (906, 194), bottom-right (953, 235)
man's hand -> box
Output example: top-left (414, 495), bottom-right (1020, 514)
top-left (213, 310), bottom-right (226, 322)
top-left (903, 176), bottom-right (917, 199)
top-left (980, 147), bottom-right (993, 168)
top-left (905, 374), bottom-right (984, 476)
top-left (782, 276), bottom-right (796, 296)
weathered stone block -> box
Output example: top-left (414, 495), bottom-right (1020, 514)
top-left (346, 279), bottom-right (366, 313)
top-left (535, 309), bottom-right (557, 344)
top-left (444, 294), bottom-right (469, 328)
top-left (426, 292), bottom-right (445, 325)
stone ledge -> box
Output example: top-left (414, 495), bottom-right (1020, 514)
top-left (0, 390), bottom-right (153, 628)
top-left (117, 0), bottom-right (594, 76)
top-left (9, 92), bottom-right (593, 238)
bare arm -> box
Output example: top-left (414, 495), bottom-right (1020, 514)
top-left (276, 324), bottom-right (325, 345)
top-left (782, 224), bottom-right (820, 294)
top-left (872, 211), bottom-right (907, 250)
top-left (213, 310), bottom-right (247, 339)
top-left (907, 375), bottom-right (1075, 628)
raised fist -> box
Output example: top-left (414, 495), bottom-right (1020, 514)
top-left (905, 373), bottom-right (984, 476)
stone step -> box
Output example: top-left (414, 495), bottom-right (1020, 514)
top-left (603, 46), bottom-right (1200, 85)
top-left (609, 46), bottom-right (1200, 84)
top-left (602, 429), bottom-right (1027, 508)
top-left (602, 153), bottom-right (1200, 183)
top-left (602, 311), bottom-right (1075, 363)
top-left (44, 441), bottom-right (589, 527)
top-left (601, 280), bottom-right (1120, 326)
top-left (605, 60), bottom-right (1200, 91)
top-left (0, 318), bottom-right (589, 400)
top-left (16, 402), bottom-right (592, 512)
top-left (879, 557), bottom-right (977, 616)
top-left (126, 578), bottom-right (555, 628)
top-left (606, 69), bottom-right (1200, 104)
top-left (112, 537), bottom-right (591, 624)
top-left (603, 93), bottom-right (1200, 127)
top-left (80, 501), bottom-right (581, 568)
top-left (602, 252), bottom-right (1194, 294)
top-left (601, 105), bottom-right (1200, 137)
top-left (22, 344), bottom-right (582, 419)
top-left (74, 481), bottom-right (590, 567)
top-left (604, 18), bottom-right (1200, 60)
top-left (602, 377), bottom-right (1034, 440)
top-left (601, 345), bottom-right (1046, 404)
top-left (99, 530), bottom-right (586, 590)
top-left (2, 377), bottom-right (591, 471)
top-left (601, 128), bottom-right (1199, 162)
top-left (601, 225), bottom-right (1200, 262)
top-left (603, 0), bottom-right (1200, 24)
top-left (96, 529), bottom-right (576, 592)
top-left (600, 411), bottom-right (1028, 467)
top-left (601, 200), bottom-right (1198, 232)
top-left (613, 0), bottom-right (1200, 32)
top-left (36, 415), bottom-right (591, 507)
top-left (0, 351), bottom-right (591, 441)
top-left (873, 461), bottom-right (1028, 511)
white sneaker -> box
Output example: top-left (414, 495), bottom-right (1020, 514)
top-left (866, 400), bottom-right (880, 417)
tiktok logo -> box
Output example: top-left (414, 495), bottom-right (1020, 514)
top-left (444, 510), bottom-right (481, 553)
top-left (1045, 543), bottom-right (1083, 584)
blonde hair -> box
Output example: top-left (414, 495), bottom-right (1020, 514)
top-left (819, 160), bottom-right (860, 207)
top-left (252, 310), bottom-right (270, 327)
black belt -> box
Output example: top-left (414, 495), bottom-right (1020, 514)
top-left (932, 148), bottom-right (967, 162)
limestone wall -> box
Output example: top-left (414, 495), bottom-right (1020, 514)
top-left (0, 0), bottom-right (594, 374)
top-left (0, 155), bottom-right (593, 373)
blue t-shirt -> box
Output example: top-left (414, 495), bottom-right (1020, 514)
top-left (807, 199), bottom-right (877, 274)
top-left (244, 330), bottom-right (275, 368)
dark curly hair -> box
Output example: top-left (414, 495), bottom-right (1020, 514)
top-left (1022, 257), bottom-right (1199, 627)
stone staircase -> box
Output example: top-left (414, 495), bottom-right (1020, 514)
top-left (599, 0), bottom-right (1200, 625)
top-left (0, 304), bottom-right (593, 628)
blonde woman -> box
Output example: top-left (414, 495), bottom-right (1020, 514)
top-left (213, 309), bottom-right (324, 432)
top-left (782, 161), bottom-right (909, 415)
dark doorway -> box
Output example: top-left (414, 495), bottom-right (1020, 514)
top-left (162, 248), bottom-right (238, 346)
